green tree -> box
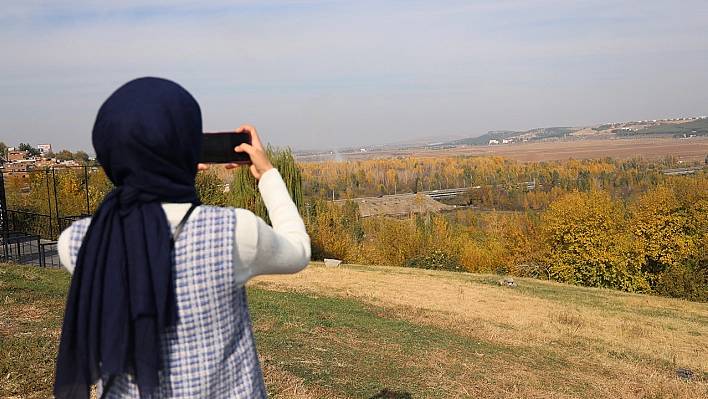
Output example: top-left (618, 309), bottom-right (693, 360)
top-left (55, 150), bottom-right (73, 161)
top-left (195, 170), bottom-right (228, 206)
top-left (73, 150), bottom-right (90, 165)
top-left (341, 200), bottom-right (364, 244)
top-left (17, 143), bottom-right (40, 156)
top-left (230, 145), bottom-right (303, 224)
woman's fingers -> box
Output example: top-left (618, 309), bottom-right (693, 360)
top-left (236, 125), bottom-right (264, 151)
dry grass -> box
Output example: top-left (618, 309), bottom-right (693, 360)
top-left (261, 355), bottom-right (332, 399)
top-left (0, 265), bottom-right (70, 399)
top-left (251, 262), bottom-right (708, 398)
top-left (3, 263), bottom-right (706, 398)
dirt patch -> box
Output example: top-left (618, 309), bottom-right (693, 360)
top-left (356, 195), bottom-right (453, 217)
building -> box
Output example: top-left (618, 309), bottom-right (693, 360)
top-left (4, 160), bottom-right (35, 178)
top-left (7, 150), bottom-right (29, 161)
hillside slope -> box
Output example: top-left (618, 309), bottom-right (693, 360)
top-left (2, 263), bottom-right (706, 399)
top-left (251, 263), bottom-right (708, 398)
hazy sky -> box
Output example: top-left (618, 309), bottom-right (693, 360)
top-left (2, 1), bottom-right (707, 152)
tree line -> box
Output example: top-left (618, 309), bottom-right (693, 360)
top-left (300, 154), bottom-right (708, 302)
top-left (301, 154), bottom-right (702, 210)
top-left (4, 150), bottom-right (707, 301)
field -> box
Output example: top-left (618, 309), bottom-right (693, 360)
top-left (2, 263), bottom-right (707, 398)
top-left (252, 264), bottom-right (708, 398)
top-left (302, 137), bottom-right (708, 163)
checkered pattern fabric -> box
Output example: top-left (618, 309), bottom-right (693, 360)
top-left (66, 206), bottom-right (267, 398)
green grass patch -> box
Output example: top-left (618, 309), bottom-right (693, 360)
top-left (248, 286), bottom-right (498, 398)
top-left (246, 285), bottom-right (620, 398)
top-left (0, 264), bottom-right (71, 399)
top-left (3, 263), bottom-right (708, 398)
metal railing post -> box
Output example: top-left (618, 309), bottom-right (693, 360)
top-left (52, 168), bottom-right (60, 239)
top-left (0, 171), bottom-right (8, 261)
top-left (85, 166), bottom-right (90, 215)
top-left (46, 169), bottom-right (52, 239)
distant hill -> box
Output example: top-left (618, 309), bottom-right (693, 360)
top-left (617, 118), bottom-right (708, 137)
top-left (444, 116), bottom-right (708, 147)
top-left (448, 126), bottom-right (580, 146)
top-left (294, 116), bottom-right (708, 158)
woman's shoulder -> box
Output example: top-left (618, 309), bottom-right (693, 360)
top-left (195, 204), bottom-right (238, 216)
top-left (65, 217), bottom-right (92, 238)
top-left (195, 205), bottom-right (261, 228)
top-left (57, 217), bottom-right (92, 273)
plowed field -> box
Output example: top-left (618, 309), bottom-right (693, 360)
top-left (333, 137), bottom-right (708, 163)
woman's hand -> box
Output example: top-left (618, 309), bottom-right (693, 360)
top-left (227, 125), bottom-right (273, 180)
top-left (197, 125), bottom-right (273, 180)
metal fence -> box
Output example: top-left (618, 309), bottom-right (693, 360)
top-left (0, 231), bottom-right (59, 267)
top-left (0, 166), bottom-right (101, 267)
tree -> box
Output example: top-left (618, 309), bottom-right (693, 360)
top-left (55, 150), bottom-right (73, 161)
top-left (74, 150), bottom-right (90, 165)
top-left (18, 142), bottom-right (40, 156)
top-left (230, 145), bottom-right (303, 224)
top-left (195, 170), bottom-right (228, 206)
top-left (306, 198), bottom-right (357, 261)
top-left (541, 190), bottom-right (649, 292)
top-left (341, 200), bottom-right (364, 244)
top-left (0, 141), bottom-right (7, 158)
top-left (628, 181), bottom-right (708, 299)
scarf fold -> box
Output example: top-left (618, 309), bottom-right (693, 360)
top-left (54, 77), bottom-right (203, 399)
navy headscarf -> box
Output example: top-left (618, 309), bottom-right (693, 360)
top-left (54, 77), bottom-right (202, 399)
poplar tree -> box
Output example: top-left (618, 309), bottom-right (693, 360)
top-left (229, 145), bottom-right (303, 225)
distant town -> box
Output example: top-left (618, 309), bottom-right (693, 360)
top-left (3, 115), bottom-right (708, 170)
top-left (0, 143), bottom-right (95, 178)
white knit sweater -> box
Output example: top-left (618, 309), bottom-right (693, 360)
top-left (57, 168), bottom-right (311, 286)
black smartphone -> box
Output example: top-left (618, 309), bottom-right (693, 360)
top-left (200, 132), bottom-right (251, 164)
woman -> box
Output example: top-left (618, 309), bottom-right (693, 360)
top-left (54, 77), bottom-right (310, 398)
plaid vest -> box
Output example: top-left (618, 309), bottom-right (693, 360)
top-left (66, 206), bottom-right (267, 398)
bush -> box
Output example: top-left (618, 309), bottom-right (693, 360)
top-left (654, 261), bottom-right (708, 302)
top-left (404, 250), bottom-right (462, 272)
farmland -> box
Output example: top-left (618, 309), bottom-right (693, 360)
top-left (299, 137), bottom-right (708, 163)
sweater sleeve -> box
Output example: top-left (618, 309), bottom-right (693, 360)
top-left (232, 168), bottom-right (311, 286)
top-left (57, 226), bottom-right (74, 273)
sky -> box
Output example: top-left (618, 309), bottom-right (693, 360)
top-left (1, 0), bottom-right (707, 153)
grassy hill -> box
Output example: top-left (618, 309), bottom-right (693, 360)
top-left (2, 263), bottom-right (707, 398)
top-left (446, 127), bottom-right (577, 146)
top-left (620, 118), bottom-right (708, 137)
top-left (443, 119), bottom-right (708, 146)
